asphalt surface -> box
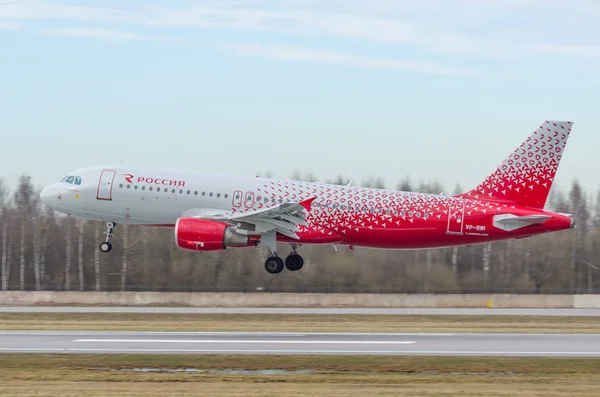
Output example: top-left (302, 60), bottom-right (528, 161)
top-left (1, 331), bottom-right (599, 356)
top-left (1, 306), bottom-right (599, 316)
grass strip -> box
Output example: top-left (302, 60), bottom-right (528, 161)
top-left (0, 313), bottom-right (598, 333)
top-left (0, 354), bottom-right (599, 396)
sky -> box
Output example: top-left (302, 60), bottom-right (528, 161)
top-left (1, 0), bottom-right (599, 196)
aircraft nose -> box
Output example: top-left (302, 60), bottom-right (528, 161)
top-left (39, 185), bottom-right (62, 206)
top-left (39, 186), bottom-right (50, 204)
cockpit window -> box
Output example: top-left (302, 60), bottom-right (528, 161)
top-left (60, 175), bottom-right (81, 184)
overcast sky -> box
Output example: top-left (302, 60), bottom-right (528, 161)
top-left (1, 0), bottom-right (599, 195)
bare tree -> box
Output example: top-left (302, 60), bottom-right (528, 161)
top-left (77, 220), bottom-right (85, 291)
top-left (569, 181), bottom-right (590, 292)
top-left (121, 224), bottom-right (128, 291)
top-left (19, 220), bottom-right (25, 290)
top-left (483, 242), bottom-right (492, 291)
top-left (32, 217), bottom-right (40, 291)
top-left (39, 211), bottom-right (50, 290)
top-left (0, 179), bottom-right (7, 291)
top-left (14, 175), bottom-right (35, 291)
top-left (94, 222), bottom-right (100, 292)
top-left (65, 219), bottom-right (71, 291)
top-left (5, 233), bottom-right (12, 290)
top-left (396, 176), bottom-right (412, 192)
top-left (1, 217), bottom-right (7, 291)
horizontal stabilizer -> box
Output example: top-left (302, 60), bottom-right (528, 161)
top-left (511, 215), bottom-right (552, 224)
top-left (493, 214), bottom-right (551, 231)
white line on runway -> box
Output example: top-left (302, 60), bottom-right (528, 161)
top-left (73, 339), bottom-right (416, 344)
top-left (142, 332), bottom-right (454, 336)
top-left (0, 331), bottom-right (455, 336)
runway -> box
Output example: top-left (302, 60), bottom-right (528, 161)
top-left (1, 306), bottom-right (599, 316)
top-left (1, 331), bottom-right (599, 356)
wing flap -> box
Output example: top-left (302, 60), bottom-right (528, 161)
top-left (182, 196), bottom-right (317, 240)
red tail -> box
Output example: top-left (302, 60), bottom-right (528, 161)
top-left (457, 120), bottom-right (573, 209)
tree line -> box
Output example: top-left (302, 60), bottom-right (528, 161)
top-left (0, 172), bottom-right (598, 294)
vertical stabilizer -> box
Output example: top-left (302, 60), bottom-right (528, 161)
top-left (457, 120), bottom-right (573, 209)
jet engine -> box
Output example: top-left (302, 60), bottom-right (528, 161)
top-left (175, 217), bottom-right (254, 251)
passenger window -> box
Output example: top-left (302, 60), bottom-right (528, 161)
top-left (119, 183), bottom-right (123, 188)
top-left (134, 185), bottom-right (138, 190)
top-left (157, 188), bottom-right (161, 192)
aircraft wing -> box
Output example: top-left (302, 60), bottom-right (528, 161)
top-left (183, 196), bottom-right (317, 240)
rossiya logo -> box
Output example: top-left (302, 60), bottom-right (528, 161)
top-left (121, 173), bottom-right (186, 187)
top-left (123, 173), bottom-right (134, 183)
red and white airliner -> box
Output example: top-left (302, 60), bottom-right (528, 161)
top-left (40, 120), bottom-right (575, 273)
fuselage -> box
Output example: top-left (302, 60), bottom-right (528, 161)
top-left (39, 165), bottom-right (574, 249)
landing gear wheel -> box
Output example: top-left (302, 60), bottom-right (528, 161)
top-left (99, 221), bottom-right (116, 253)
top-left (285, 254), bottom-right (304, 271)
top-left (99, 242), bottom-right (112, 253)
top-left (264, 256), bottom-right (284, 274)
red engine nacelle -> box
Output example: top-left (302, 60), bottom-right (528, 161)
top-left (175, 217), bottom-right (255, 251)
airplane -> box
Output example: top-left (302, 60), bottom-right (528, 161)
top-left (40, 120), bottom-right (575, 274)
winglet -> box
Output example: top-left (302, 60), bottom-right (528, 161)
top-left (299, 196), bottom-right (317, 211)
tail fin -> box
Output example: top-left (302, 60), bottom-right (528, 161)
top-left (457, 120), bottom-right (574, 209)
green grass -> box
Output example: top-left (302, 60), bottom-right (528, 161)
top-left (1, 354), bottom-right (599, 396)
top-left (1, 312), bottom-right (598, 333)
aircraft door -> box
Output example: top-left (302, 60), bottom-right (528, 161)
top-left (446, 202), bottom-right (465, 234)
top-left (244, 191), bottom-right (255, 208)
top-left (96, 170), bottom-right (116, 200)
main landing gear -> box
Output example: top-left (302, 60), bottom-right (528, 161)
top-left (99, 221), bottom-right (115, 253)
top-left (264, 243), bottom-right (304, 274)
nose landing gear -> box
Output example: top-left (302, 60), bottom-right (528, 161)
top-left (99, 221), bottom-right (115, 253)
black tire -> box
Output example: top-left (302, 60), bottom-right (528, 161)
top-left (99, 242), bottom-right (112, 253)
top-left (285, 254), bottom-right (304, 271)
top-left (264, 256), bottom-right (284, 274)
